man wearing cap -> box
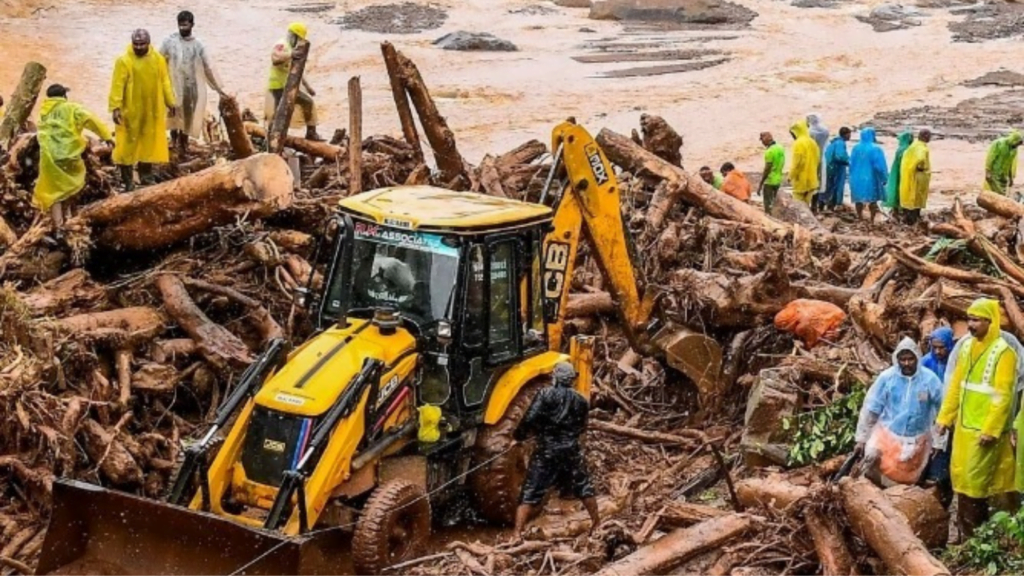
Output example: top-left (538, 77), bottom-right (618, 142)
top-left (512, 362), bottom-right (599, 540)
top-left (266, 22), bottom-right (322, 141)
top-left (109, 29), bottom-right (177, 191)
top-left (160, 10), bottom-right (226, 157)
top-left (34, 84), bottom-right (113, 233)
top-left (936, 298), bottom-right (1020, 537)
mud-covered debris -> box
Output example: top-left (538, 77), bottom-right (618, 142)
top-left (335, 2), bottom-right (448, 34)
top-left (856, 3), bottom-right (925, 32)
top-left (508, 4), bottom-right (559, 15)
top-left (284, 2), bottom-right (334, 13)
top-left (965, 69), bottom-right (1024, 88)
top-left (556, 0), bottom-right (594, 7)
top-left (433, 31), bottom-right (518, 52)
top-left (949, 2), bottom-right (1024, 42)
top-left (866, 89), bottom-right (1024, 142)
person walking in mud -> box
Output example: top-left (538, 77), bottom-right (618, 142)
top-left (984, 130), bottom-right (1022, 198)
top-left (756, 132), bottom-right (785, 213)
top-left (266, 22), bottom-right (322, 142)
top-left (109, 29), bottom-right (176, 191)
top-left (160, 10), bottom-right (227, 158)
top-left (512, 362), bottom-right (599, 540)
top-left (899, 128), bottom-right (932, 224)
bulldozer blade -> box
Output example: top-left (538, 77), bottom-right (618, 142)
top-left (37, 478), bottom-right (351, 575)
top-left (652, 324), bottom-right (724, 398)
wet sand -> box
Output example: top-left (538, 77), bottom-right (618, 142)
top-left (0, 0), bottom-right (1019, 195)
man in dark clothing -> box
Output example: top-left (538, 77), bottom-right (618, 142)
top-left (513, 362), bottom-right (599, 539)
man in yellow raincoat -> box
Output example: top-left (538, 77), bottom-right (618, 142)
top-left (265, 22), bottom-right (322, 141)
top-left (34, 84), bottom-right (112, 232)
top-left (109, 29), bottom-right (177, 191)
top-left (899, 128), bottom-right (931, 224)
top-left (936, 298), bottom-right (1019, 538)
top-left (788, 119), bottom-right (820, 205)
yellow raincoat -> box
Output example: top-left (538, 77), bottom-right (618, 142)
top-left (789, 119), bottom-right (820, 203)
top-left (109, 45), bottom-right (175, 166)
top-left (899, 139), bottom-right (931, 210)
top-left (33, 98), bottom-right (112, 211)
top-left (936, 299), bottom-right (1017, 499)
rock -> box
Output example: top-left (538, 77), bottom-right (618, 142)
top-left (741, 366), bottom-right (799, 467)
top-left (869, 3), bottom-right (923, 21)
top-left (556, 0), bottom-right (593, 6)
top-left (579, 26), bottom-right (598, 32)
top-left (589, 0), bottom-right (758, 26)
top-left (433, 31), bottom-right (518, 52)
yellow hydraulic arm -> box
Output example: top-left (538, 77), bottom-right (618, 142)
top-left (541, 120), bottom-right (657, 352)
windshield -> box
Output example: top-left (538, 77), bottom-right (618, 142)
top-left (324, 220), bottom-right (460, 325)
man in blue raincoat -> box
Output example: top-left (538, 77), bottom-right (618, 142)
top-left (849, 127), bottom-right (888, 222)
top-left (820, 127), bottom-right (850, 212)
top-left (920, 326), bottom-right (956, 507)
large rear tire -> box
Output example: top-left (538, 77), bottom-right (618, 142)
top-left (352, 479), bottom-right (431, 574)
top-left (469, 380), bottom-right (545, 525)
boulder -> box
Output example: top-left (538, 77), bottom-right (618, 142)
top-left (741, 367), bottom-right (800, 467)
top-left (556, 0), bottom-right (593, 6)
top-left (589, 0), bottom-right (757, 25)
top-left (433, 31), bottom-right (518, 52)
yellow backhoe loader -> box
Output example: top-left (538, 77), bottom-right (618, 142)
top-left (37, 120), bottom-right (721, 575)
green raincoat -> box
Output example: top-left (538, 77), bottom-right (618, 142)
top-left (984, 131), bottom-right (1023, 195)
top-left (885, 131), bottom-right (912, 209)
top-left (33, 97), bottom-right (112, 211)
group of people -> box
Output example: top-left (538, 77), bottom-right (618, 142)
top-left (856, 298), bottom-right (1024, 538)
top-left (30, 13), bottom-right (323, 234)
top-left (699, 162), bottom-right (753, 202)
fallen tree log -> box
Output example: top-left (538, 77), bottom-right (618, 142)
top-left (839, 478), bottom-right (950, 576)
top-left (73, 153), bottom-right (293, 252)
top-left (589, 419), bottom-right (701, 445)
top-left (0, 62), bottom-right (46, 147)
top-left (155, 275), bottom-right (253, 369)
top-left (890, 244), bottom-right (1024, 298)
top-left (380, 42), bottom-right (423, 163)
top-left (566, 291), bottom-right (615, 318)
top-left (978, 190), bottom-right (1024, 220)
top-left (805, 509), bottom-right (857, 576)
top-left (735, 476), bottom-right (810, 513)
top-left (496, 139), bottom-right (546, 169)
top-left (50, 306), bottom-right (167, 343)
top-left (79, 419), bottom-right (143, 487)
top-left (244, 122), bottom-right (343, 161)
top-left (21, 269), bottom-right (107, 315)
top-left (477, 154), bottom-right (506, 197)
top-left (531, 495), bottom-right (628, 539)
top-left (594, 514), bottom-right (757, 576)
top-left (218, 95), bottom-right (254, 159)
top-left (883, 485), bottom-right (950, 550)
top-left (181, 277), bottom-right (284, 343)
top-left (660, 501), bottom-right (728, 528)
top-left (267, 38), bottom-right (310, 155)
top-left (596, 128), bottom-right (789, 234)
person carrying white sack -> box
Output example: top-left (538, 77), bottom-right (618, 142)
top-left (854, 337), bottom-right (945, 485)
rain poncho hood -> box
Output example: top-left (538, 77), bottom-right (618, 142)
top-left (899, 138), bottom-right (931, 210)
top-left (109, 44), bottom-right (175, 166)
top-left (789, 119), bottom-right (820, 195)
top-left (885, 131), bottom-right (913, 208)
top-left (822, 135), bottom-right (849, 206)
top-left (984, 130), bottom-right (1022, 195)
top-left (849, 128), bottom-right (888, 204)
top-left (160, 33), bottom-right (222, 140)
top-left (938, 298), bottom-right (1020, 498)
top-left (921, 326), bottom-right (955, 382)
top-left (856, 337), bottom-right (944, 484)
top-left (33, 98), bottom-right (112, 211)
top-left (808, 114), bottom-right (829, 193)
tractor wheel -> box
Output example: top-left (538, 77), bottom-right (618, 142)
top-left (352, 480), bottom-right (431, 574)
top-left (469, 380), bottom-right (545, 525)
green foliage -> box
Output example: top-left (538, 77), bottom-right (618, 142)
top-left (946, 509), bottom-right (1024, 575)
top-left (783, 386), bottom-right (865, 467)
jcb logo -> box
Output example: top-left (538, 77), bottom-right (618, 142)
top-left (585, 144), bottom-right (609, 185)
top-left (263, 439), bottom-right (286, 453)
top-left (543, 242), bottom-right (571, 310)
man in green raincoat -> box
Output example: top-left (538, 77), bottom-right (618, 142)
top-left (936, 298), bottom-right (1019, 537)
top-left (984, 130), bottom-right (1023, 196)
top-left (33, 84), bottom-right (113, 233)
top-left (885, 131), bottom-right (912, 218)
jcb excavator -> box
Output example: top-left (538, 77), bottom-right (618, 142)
top-left (37, 120), bottom-right (721, 575)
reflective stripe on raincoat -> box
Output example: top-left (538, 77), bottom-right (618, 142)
top-left (33, 98), bottom-right (112, 211)
top-left (789, 119), bottom-right (820, 196)
top-left (856, 337), bottom-right (944, 484)
top-left (885, 131), bottom-right (912, 209)
top-left (899, 139), bottom-right (930, 210)
top-left (109, 45), bottom-right (175, 166)
top-left (984, 131), bottom-right (1022, 195)
top-left (849, 128), bottom-right (888, 204)
top-left (937, 299), bottom-right (1018, 498)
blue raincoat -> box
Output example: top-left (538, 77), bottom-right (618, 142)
top-left (822, 136), bottom-right (849, 206)
top-left (921, 326), bottom-right (955, 383)
top-left (849, 128), bottom-right (889, 203)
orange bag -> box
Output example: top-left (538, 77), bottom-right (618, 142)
top-left (773, 299), bottom-right (847, 348)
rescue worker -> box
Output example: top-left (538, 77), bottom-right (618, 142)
top-left (854, 337), bottom-right (944, 486)
top-left (936, 298), bottom-right (1019, 537)
top-left (756, 131), bottom-right (785, 213)
top-left (789, 119), bottom-right (821, 205)
top-left (984, 130), bottom-right (1023, 196)
top-left (821, 127), bottom-right (851, 212)
top-left (720, 162), bottom-right (751, 201)
top-left (921, 326), bottom-right (956, 508)
top-left (160, 10), bottom-right (227, 157)
top-left (807, 113), bottom-right (830, 199)
top-left (513, 362), bottom-right (599, 539)
top-left (921, 326), bottom-right (955, 381)
top-left (109, 29), bottom-right (176, 191)
top-left (885, 130), bottom-right (913, 219)
top-left (899, 128), bottom-right (932, 224)
top-left (266, 22), bottom-right (322, 142)
top-left (849, 127), bottom-right (888, 222)
top-left (699, 165), bottom-right (722, 190)
top-left (33, 84), bottom-right (113, 233)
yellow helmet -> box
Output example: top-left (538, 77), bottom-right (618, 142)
top-left (288, 22), bottom-right (308, 40)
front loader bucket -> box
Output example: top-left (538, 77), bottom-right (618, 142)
top-left (36, 479), bottom-right (351, 575)
top-left (652, 324), bottom-right (724, 399)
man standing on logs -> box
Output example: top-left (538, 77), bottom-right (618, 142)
top-left (160, 10), bottom-right (227, 158)
top-left (984, 130), bottom-right (1022, 197)
top-left (512, 362), bottom-right (599, 540)
top-left (109, 29), bottom-right (177, 191)
top-left (756, 132), bottom-right (785, 213)
top-left (899, 128), bottom-right (932, 224)
top-left (34, 84), bottom-right (113, 234)
top-left (936, 298), bottom-right (1019, 537)
top-left (266, 22), bottom-right (322, 142)
top-left (789, 119), bottom-right (821, 206)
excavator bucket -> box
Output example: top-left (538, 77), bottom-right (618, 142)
top-left (652, 324), bottom-right (724, 401)
top-left (36, 479), bottom-right (351, 575)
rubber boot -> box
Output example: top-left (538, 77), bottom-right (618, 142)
top-left (119, 165), bottom-right (135, 192)
top-left (138, 163), bottom-right (156, 186)
top-left (305, 126), bottom-right (324, 142)
top-left (176, 132), bottom-right (189, 159)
